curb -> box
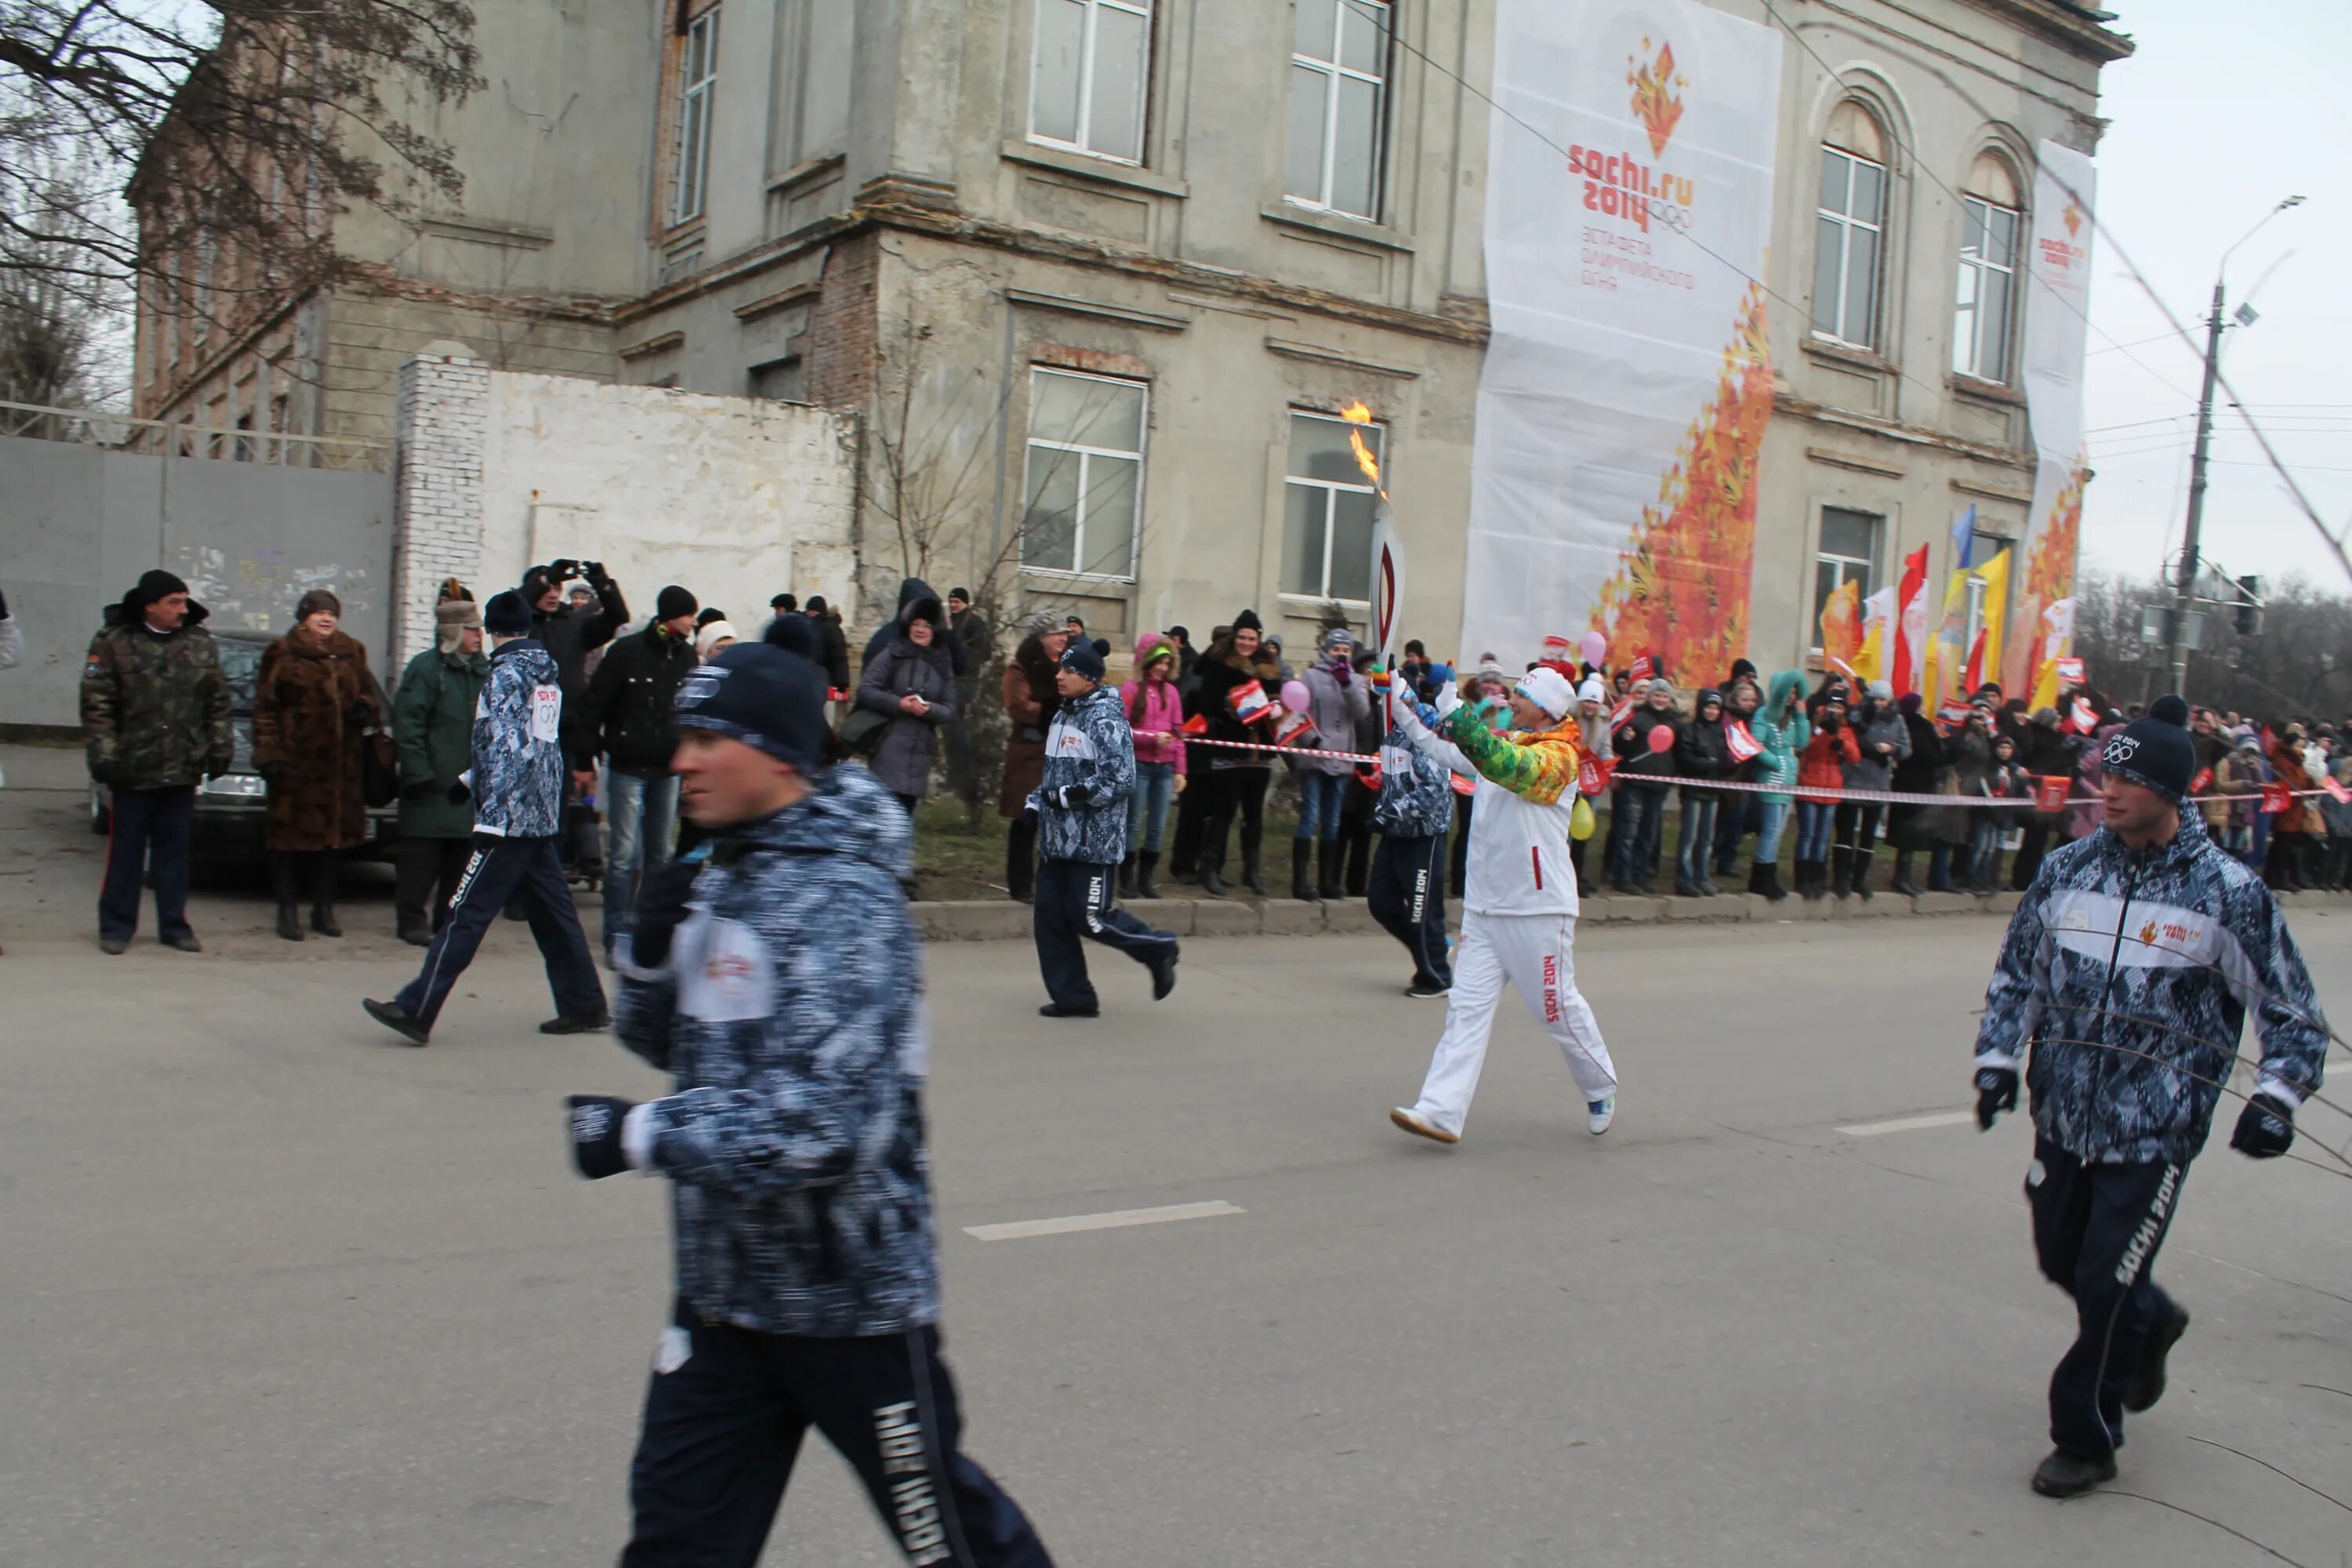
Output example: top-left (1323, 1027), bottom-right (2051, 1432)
top-left (906, 885), bottom-right (2352, 941)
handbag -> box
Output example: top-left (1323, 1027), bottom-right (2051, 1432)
top-left (361, 728), bottom-right (400, 808)
top-left (837, 706), bottom-right (890, 758)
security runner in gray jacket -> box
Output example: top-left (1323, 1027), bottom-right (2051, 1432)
top-left (364, 590), bottom-right (607, 1045)
top-left (1029, 638), bottom-right (1180, 1018)
top-left (1367, 668), bottom-right (1457, 997)
top-left (1973, 695), bottom-right (2328, 1500)
top-left (565, 641), bottom-right (1054, 1567)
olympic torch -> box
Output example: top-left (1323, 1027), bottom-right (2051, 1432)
top-left (1341, 401), bottom-right (1406, 674)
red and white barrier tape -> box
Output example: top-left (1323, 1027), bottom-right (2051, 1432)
top-left (1178, 735), bottom-right (2331, 810)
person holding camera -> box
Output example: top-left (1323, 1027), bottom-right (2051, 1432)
top-left (1973, 696), bottom-right (2326, 1499)
top-left (1793, 693), bottom-right (1860, 899)
top-left (522, 557), bottom-right (631, 705)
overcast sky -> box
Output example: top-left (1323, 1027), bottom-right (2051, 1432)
top-left (2074, 0), bottom-right (2352, 592)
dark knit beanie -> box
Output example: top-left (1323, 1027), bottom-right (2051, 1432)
top-left (295, 588), bottom-right (342, 622)
top-left (673, 642), bottom-right (829, 771)
top-left (657, 585), bottom-right (698, 622)
top-left (1232, 608), bottom-right (1264, 633)
top-left (771, 592), bottom-right (798, 612)
top-left (763, 612), bottom-right (818, 661)
top-left (1059, 637), bottom-right (1108, 684)
top-left (129, 569), bottom-right (189, 611)
top-left (2102, 694), bottom-right (2195, 803)
top-left (483, 590), bottom-right (533, 637)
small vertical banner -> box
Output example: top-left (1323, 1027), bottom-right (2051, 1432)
top-left (2260, 782), bottom-right (2292, 815)
top-left (2034, 775), bottom-right (2071, 813)
top-left (1724, 718), bottom-right (1761, 762)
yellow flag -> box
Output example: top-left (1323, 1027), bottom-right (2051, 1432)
top-left (1973, 549), bottom-right (2010, 693)
top-left (1921, 570), bottom-right (1973, 705)
top-left (1819, 577), bottom-right (1862, 674)
top-left (1850, 586), bottom-right (1896, 684)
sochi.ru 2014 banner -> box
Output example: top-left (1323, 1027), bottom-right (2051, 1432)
top-left (1460, 0), bottom-right (1781, 677)
top-left (2009, 140), bottom-right (2096, 701)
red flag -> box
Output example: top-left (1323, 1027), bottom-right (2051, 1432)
top-left (2326, 775), bottom-right (2352, 805)
top-left (1960, 628), bottom-right (1990, 695)
top-left (2034, 775), bottom-right (2071, 813)
top-left (1231, 681), bottom-right (1274, 724)
top-left (1936, 702), bottom-right (1975, 728)
top-left (1893, 543), bottom-right (1930, 698)
top-left (1628, 654), bottom-right (1655, 682)
top-left (2069, 696), bottom-right (2098, 733)
top-left (1610, 696), bottom-right (1635, 731)
top-left (2261, 782), bottom-right (2292, 815)
top-left (2189, 766), bottom-right (2214, 795)
top-left (1724, 719), bottom-right (1762, 763)
top-left (1180, 713), bottom-right (1208, 735)
top-left (2055, 656), bottom-right (2085, 684)
top-left (1577, 754), bottom-right (1615, 796)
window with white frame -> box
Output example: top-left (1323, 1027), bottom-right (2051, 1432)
top-left (1812, 506), bottom-right (1881, 649)
top-left (1282, 412), bottom-right (1385, 602)
top-left (1813, 103), bottom-right (1887, 349)
top-left (1953, 153), bottom-right (2023, 382)
top-left (1022, 369), bottom-right (1147, 579)
top-left (1285, 0), bottom-right (1387, 220)
top-left (672, 8), bottom-right (719, 226)
top-left (1029, 0), bottom-right (1150, 165)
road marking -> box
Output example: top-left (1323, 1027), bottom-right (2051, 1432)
top-left (963, 1200), bottom-right (1243, 1242)
top-left (1835, 1110), bottom-right (1978, 1138)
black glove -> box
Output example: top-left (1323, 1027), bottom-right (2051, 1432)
top-left (1974, 1065), bottom-right (2019, 1131)
top-left (566, 1094), bottom-right (637, 1179)
top-left (1022, 804), bottom-right (1040, 829)
top-left (0, 586), bottom-right (10, 619)
top-left (258, 761), bottom-right (289, 788)
top-left (583, 560), bottom-right (608, 586)
top-left (550, 557), bottom-right (580, 582)
top-left (2229, 1092), bottom-right (2295, 1159)
top-left (629, 858), bottom-right (701, 969)
top-left (446, 779), bottom-right (472, 805)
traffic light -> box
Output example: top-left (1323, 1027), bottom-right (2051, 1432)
top-left (2234, 575), bottom-right (2263, 637)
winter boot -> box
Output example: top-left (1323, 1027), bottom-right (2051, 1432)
top-left (1240, 823), bottom-right (1267, 897)
top-left (1852, 848), bottom-right (1875, 901)
top-left (1928, 844), bottom-right (1956, 892)
top-left (1118, 854), bottom-right (1139, 901)
top-left (1798, 860), bottom-right (1826, 902)
top-left (309, 851), bottom-right (343, 938)
top-left (1316, 837), bottom-right (1344, 902)
top-left (1135, 849), bottom-right (1161, 901)
top-left (271, 852), bottom-right (304, 942)
top-left (1891, 851), bottom-right (1919, 896)
top-left (1006, 817), bottom-right (1037, 903)
top-left (1758, 861), bottom-right (1788, 902)
top-left (1829, 846), bottom-right (1853, 899)
top-left (1196, 839), bottom-right (1229, 898)
top-left (1291, 837), bottom-right (1319, 902)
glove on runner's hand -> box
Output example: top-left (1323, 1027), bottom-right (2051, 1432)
top-left (1974, 1066), bottom-right (2019, 1131)
top-left (2229, 1092), bottom-right (2295, 1159)
top-left (567, 1095), bottom-right (637, 1179)
top-left (629, 858), bottom-right (701, 969)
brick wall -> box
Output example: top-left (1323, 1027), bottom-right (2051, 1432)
top-left (390, 348), bottom-right (490, 666)
top-left (801, 234), bottom-right (881, 411)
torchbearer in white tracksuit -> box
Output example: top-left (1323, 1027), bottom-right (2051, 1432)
top-left (1386, 666), bottom-right (1619, 1143)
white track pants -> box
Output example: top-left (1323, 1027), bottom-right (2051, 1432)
top-left (1406, 910), bottom-right (1616, 1137)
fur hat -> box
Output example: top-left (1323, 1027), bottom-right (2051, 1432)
top-left (295, 588), bottom-right (342, 622)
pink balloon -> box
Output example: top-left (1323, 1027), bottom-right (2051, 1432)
top-left (1647, 724), bottom-right (1675, 754)
top-left (1581, 631), bottom-right (1608, 667)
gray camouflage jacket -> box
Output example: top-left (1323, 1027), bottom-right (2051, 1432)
top-left (470, 637), bottom-right (566, 839)
top-left (614, 763), bottom-right (938, 1337)
top-left (1975, 808), bottom-right (2327, 1165)
top-left (1373, 711), bottom-right (1454, 837)
top-left (1029, 681), bottom-right (1134, 863)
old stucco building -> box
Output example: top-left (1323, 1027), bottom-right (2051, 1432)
top-left (133, 0), bottom-right (2130, 665)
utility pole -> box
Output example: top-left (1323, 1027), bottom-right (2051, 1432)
top-left (2166, 194), bottom-right (2303, 700)
top-left (2166, 287), bottom-right (2227, 698)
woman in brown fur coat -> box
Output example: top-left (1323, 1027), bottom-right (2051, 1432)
top-left (254, 588), bottom-right (380, 940)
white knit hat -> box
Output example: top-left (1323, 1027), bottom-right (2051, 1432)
top-left (1576, 675), bottom-right (1607, 706)
top-left (695, 620), bottom-right (739, 659)
top-left (1515, 666), bottom-right (1575, 720)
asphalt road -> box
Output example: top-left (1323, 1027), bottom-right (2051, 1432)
top-left (4, 746), bottom-right (2350, 1566)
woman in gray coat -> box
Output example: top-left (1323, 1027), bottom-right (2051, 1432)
top-left (855, 590), bottom-right (958, 812)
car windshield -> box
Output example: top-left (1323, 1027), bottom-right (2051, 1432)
top-left (218, 639), bottom-right (267, 708)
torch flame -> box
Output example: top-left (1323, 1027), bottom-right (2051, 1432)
top-left (1338, 400), bottom-right (1382, 492)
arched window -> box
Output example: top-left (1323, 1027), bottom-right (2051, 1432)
top-left (1814, 102), bottom-right (1889, 349)
top-left (1954, 150), bottom-right (2024, 382)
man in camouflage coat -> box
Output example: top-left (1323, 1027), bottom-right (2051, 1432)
top-left (81, 569), bottom-right (233, 954)
top-left (1029, 639), bottom-right (1179, 1018)
top-left (563, 641), bottom-right (1054, 1567)
top-left (1368, 666), bottom-right (1458, 998)
top-left (364, 591), bottom-right (605, 1045)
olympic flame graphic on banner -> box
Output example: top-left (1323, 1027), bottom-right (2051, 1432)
top-left (1342, 401), bottom-right (1409, 669)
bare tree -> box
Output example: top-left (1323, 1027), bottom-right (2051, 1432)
top-left (2072, 568), bottom-right (2352, 721)
top-left (2, 1), bottom-right (481, 319)
top-left (1, 153), bottom-right (129, 423)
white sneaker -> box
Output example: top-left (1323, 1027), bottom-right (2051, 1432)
top-left (1389, 1106), bottom-right (1460, 1145)
top-left (1587, 1096), bottom-right (1616, 1135)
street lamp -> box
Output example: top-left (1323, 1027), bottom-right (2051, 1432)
top-left (2169, 194), bottom-right (2305, 699)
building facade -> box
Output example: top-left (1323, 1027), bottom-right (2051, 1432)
top-left (133, 0), bottom-right (2129, 666)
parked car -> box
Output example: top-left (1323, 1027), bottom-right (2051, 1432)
top-left (89, 629), bottom-right (398, 862)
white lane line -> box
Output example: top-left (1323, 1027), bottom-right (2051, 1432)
top-left (963, 1200), bottom-right (1244, 1242)
top-left (1836, 1110), bottom-right (1979, 1138)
